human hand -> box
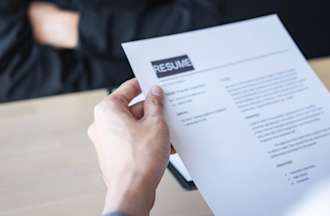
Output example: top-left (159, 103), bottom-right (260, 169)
top-left (28, 2), bottom-right (79, 49)
top-left (88, 79), bottom-right (170, 216)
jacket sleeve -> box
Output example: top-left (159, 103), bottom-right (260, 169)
top-left (0, 0), bottom-right (66, 102)
top-left (78, 0), bottom-right (224, 59)
top-left (0, 0), bottom-right (30, 71)
top-left (0, 0), bottom-right (133, 102)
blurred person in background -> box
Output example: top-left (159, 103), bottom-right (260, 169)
top-left (1, 0), bottom-right (329, 103)
top-left (0, 0), bottom-right (223, 102)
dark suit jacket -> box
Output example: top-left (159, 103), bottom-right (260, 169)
top-left (0, 0), bottom-right (329, 102)
top-left (0, 0), bottom-right (223, 102)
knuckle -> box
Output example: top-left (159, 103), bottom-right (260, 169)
top-left (94, 101), bottom-right (106, 117)
top-left (87, 125), bottom-right (95, 140)
top-left (93, 103), bottom-right (102, 116)
top-left (94, 97), bottom-right (116, 117)
top-left (87, 126), bottom-right (92, 137)
top-left (110, 94), bottom-right (127, 105)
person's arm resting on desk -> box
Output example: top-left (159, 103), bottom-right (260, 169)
top-left (88, 79), bottom-right (170, 216)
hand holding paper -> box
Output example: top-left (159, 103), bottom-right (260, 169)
top-left (122, 15), bottom-right (330, 216)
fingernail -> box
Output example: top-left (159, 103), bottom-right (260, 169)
top-left (151, 85), bottom-right (163, 97)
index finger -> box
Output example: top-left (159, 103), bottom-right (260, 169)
top-left (110, 79), bottom-right (141, 106)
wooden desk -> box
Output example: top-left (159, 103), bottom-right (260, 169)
top-left (0, 58), bottom-right (329, 216)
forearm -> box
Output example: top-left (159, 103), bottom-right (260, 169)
top-left (28, 2), bottom-right (79, 49)
top-left (48, 10), bottom-right (79, 49)
top-left (48, 10), bottom-right (79, 48)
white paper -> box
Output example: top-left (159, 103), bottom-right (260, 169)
top-left (122, 15), bottom-right (330, 216)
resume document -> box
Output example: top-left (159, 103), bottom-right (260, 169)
top-left (122, 15), bottom-right (330, 215)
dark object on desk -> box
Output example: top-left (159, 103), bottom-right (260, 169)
top-left (168, 162), bottom-right (197, 191)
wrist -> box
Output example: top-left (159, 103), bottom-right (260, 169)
top-left (53, 11), bottom-right (79, 48)
top-left (103, 172), bottom-right (157, 216)
top-left (60, 11), bottom-right (79, 48)
top-left (40, 10), bottom-right (79, 49)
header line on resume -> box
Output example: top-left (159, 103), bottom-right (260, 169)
top-left (159, 49), bottom-right (289, 83)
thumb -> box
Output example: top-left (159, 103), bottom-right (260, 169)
top-left (144, 85), bottom-right (165, 118)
